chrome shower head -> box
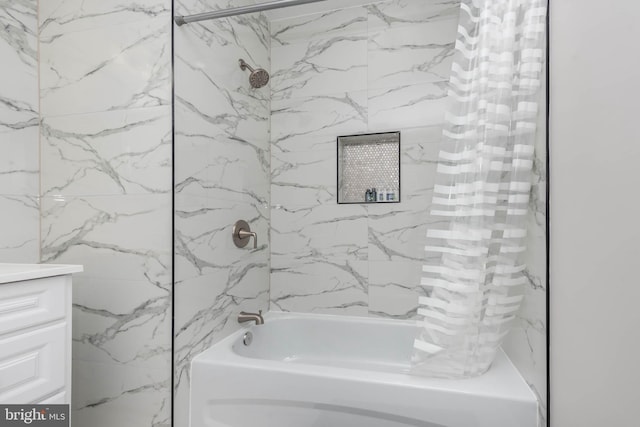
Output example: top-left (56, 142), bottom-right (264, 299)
top-left (239, 59), bottom-right (270, 89)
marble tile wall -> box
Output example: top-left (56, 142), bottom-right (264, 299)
top-left (38, 1), bottom-right (173, 426)
top-left (269, 0), bottom-right (459, 318)
top-left (0, 0), bottom-right (40, 263)
top-left (173, 1), bottom-right (271, 426)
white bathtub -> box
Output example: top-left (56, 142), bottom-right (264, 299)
top-left (190, 312), bottom-right (538, 427)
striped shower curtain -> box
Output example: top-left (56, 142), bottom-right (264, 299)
top-left (412, 0), bottom-right (547, 378)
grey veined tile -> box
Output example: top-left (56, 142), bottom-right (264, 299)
top-left (72, 275), bottom-right (171, 369)
top-left (39, 0), bottom-right (170, 37)
top-left (40, 17), bottom-right (171, 116)
top-left (174, 11), bottom-right (270, 141)
top-left (271, 34), bottom-right (367, 101)
top-left (271, 203), bottom-right (368, 263)
top-left (368, 261), bottom-right (425, 319)
top-left (72, 359), bottom-right (170, 427)
top-left (367, 196), bottom-right (441, 263)
top-left (0, 127), bottom-right (39, 195)
top-left (368, 82), bottom-right (450, 130)
top-left (271, 91), bottom-right (367, 146)
top-left (174, 195), bottom-right (269, 282)
top-left (0, 196), bottom-right (39, 263)
top-left (271, 6), bottom-right (367, 46)
top-left (367, 0), bottom-right (460, 31)
top-left (368, 15), bottom-right (458, 89)
top-left (271, 259), bottom-right (368, 316)
top-left (0, 0), bottom-right (38, 76)
top-left (41, 106), bottom-right (172, 196)
top-left (40, 194), bottom-right (172, 283)
top-left (174, 101), bottom-right (270, 204)
top-left (271, 148), bottom-right (337, 206)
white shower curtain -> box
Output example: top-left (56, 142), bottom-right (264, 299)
top-left (412, 0), bottom-right (547, 378)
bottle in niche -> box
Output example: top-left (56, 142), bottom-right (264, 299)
top-left (371, 188), bottom-right (377, 202)
top-left (387, 188), bottom-right (395, 201)
top-left (365, 189), bottom-right (372, 202)
top-left (377, 187), bottom-right (386, 202)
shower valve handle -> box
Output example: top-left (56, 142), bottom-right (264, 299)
top-left (233, 220), bottom-right (257, 249)
top-left (238, 229), bottom-right (257, 249)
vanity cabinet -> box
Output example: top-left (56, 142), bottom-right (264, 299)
top-left (0, 264), bottom-right (82, 404)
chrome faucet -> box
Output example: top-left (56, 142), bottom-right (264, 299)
top-left (238, 310), bottom-right (264, 325)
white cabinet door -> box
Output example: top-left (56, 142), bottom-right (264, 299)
top-left (0, 276), bottom-right (67, 335)
top-left (0, 322), bottom-right (66, 403)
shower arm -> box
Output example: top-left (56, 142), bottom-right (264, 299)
top-left (175, 0), bottom-right (329, 26)
top-left (239, 59), bottom-right (254, 73)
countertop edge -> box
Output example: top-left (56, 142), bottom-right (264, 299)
top-left (0, 264), bottom-right (84, 284)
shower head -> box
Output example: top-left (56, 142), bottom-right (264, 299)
top-left (239, 59), bottom-right (270, 89)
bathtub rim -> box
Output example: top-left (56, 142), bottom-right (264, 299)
top-left (192, 311), bottom-right (539, 406)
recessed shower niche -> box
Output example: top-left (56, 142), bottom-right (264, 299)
top-left (337, 132), bottom-right (401, 204)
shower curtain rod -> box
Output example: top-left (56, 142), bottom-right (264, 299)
top-left (174, 0), bottom-right (329, 26)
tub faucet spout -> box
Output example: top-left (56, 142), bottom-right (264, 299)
top-left (238, 310), bottom-right (264, 325)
